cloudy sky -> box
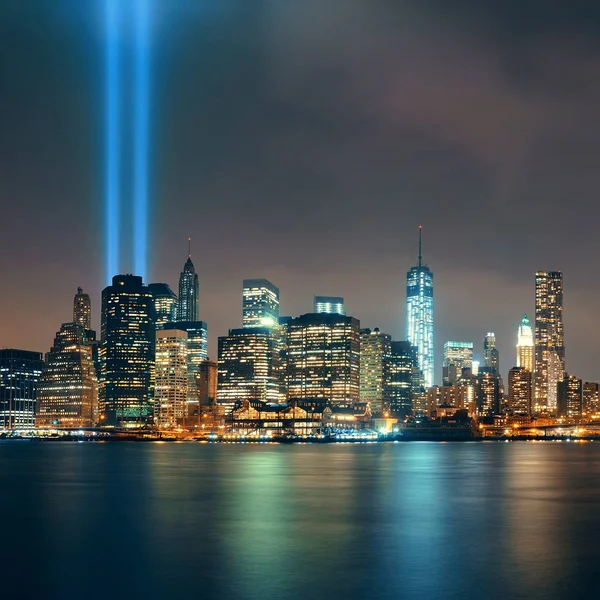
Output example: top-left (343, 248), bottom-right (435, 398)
top-left (1, 1), bottom-right (599, 382)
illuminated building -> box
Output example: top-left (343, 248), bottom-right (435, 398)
top-left (508, 367), bottom-right (532, 416)
top-left (177, 248), bottom-right (199, 322)
top-left (443, 341), bottom-right (473, 385)
top-left (516, 314), bottom-right (534, 372)
top-left (483, 333), bottom-right (499, 374)
top-left (427, 385), bottom-right (469, 411)
top-left (154, 329), bottom-right (188, 429)
top-left (359, 328), bottom-right (391, 416)
top-left (217, 327), bottom-right (280, 414)
top-left (557, 374), bottom-right (582, 418)
top-left (534, 271), bottom-right (565, 413)
top-left (583, 382), bottom-right (599, 416)
top-left (148, 283), bottom-right (177, 329)
top-left (73, 287), bottom-right (92, 331)
top-left (406, 227), bottom-right (434, 387)
top-left (242, 279), bottom-right (279, 328)
top-left (99, 274), bottom-right (156, 427)
top-left (314, 296), bottom-right (345, 315)
top-left (386, 342), bottom-right (419, 418)
top-left (37, 323), bottom-right (98, 428)
top-left (476, 367), bottom-right (500, 416)
top-left (286, 313), bottom-right (360, 406)
top-left (0, 350), bottom-right (44, 430)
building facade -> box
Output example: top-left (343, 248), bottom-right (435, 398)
top-left (483, 333), bottom-right (499, 374)
top-left (314, 296), bottom-right (345, 315)
top-left (286, 313), bottom-right (360, 406)
top-left (583, 382), bottom-right (599, 417)
top-left (534, 271), bottom-right (565, 413)
top-left (516, 314), bottom-right (534, 372)
top-left (99, 274), bottom-right (156, 427)
top-left (37, 323), bottom-right (98, 428)
top-left (148, 283), bottom-right (178, 329)
top-left (73, 287), bottom-right (92, 331)
top-left (508, 367), bottom-right (532, 416)
top-left (242, 279), bottom-right (280, 328)
top-left (386, 341), bottom-right (419, 418)
top-left (177, 253), bottom-right (199, 322)
top-left (443, 341), bottom-right (473, 385)
top-left (0, 349), bottom-right (44, 430)
top-left (557, 374), bottom-right (582, 419)
top-left (406, 228), bottom-right (434, 387)
top-left (359, 328), bottom-right (391, 416)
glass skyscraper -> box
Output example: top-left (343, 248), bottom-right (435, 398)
top-left (386, 341), bottom-right (418, 418)
top-left (73, 287), bottom-right (92, 331)
top-left (443, 341), bottom-right (473, 385)
top-left (314, 296), bottom-right (345, 315)
top-left (177, 251), bottom-right (199, 322)
top-left (242, 279), bottom-right (279, 328)
top-left (359, 328), bottom-right (391, 416)
top-left (406, 228), bottom-right (434, 387)
top-left (149, 283), bottom-right (178, 329)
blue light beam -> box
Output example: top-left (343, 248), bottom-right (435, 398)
top-left (105, 0), bottom-right (120, 285)
top-left (133, 0), bottom-right (150, 282)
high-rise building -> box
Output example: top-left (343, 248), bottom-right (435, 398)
top-left (483, 333), bottom-right (499, 375)
top-left (534, 271), bottom-right (565, 413)
top-left (242, 279), bottom-right (279, 328)
top-left (583, 382), bottom-right (599, 417)
top-left (99, 275), bottom-right (156, 427)
top-left (508, 367), bottom-right (532, 416)
top-left (73, 287), bottom-right (92, 331)
top-left (198, 360), bottom-right (218, 408)
top-left (287, 313), bottom-right (360, 406)
top-left (37, 323), bottom-right (98, 428)
top-left (443, 341), bottom-right (473, 385)
top-left (516, 314), bottom-right (534, 372)
top-left (557, 374), bottom-right (582, 419)
top-left (217, 328), bottom-right (280, 414)
top-left (0, 349), bottom-right (44, 430)
top-left (314, 296), bottom-right (345, 315)
top-left (476, 367), bottom-right (501, 415)
top-left (406, 227), bottom-right (434, 387)
top-left (177, 247), bottom-right (199, 322)
top-left (386, 341), bottom-right (418, 418)
top-left (149, 283), bottom-right (178, 329)
top-left (359, 328), bottom-right (391, 416)
top-left (154, 329), bottom-right (188, 429)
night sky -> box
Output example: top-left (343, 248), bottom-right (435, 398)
top-left (1, 1), bottom-right (599, 383)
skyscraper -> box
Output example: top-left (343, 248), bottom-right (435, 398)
top-left (154, 329), bottom-right (188, 429)
top-left (0, 349), bottom-right (44, 430)
top-left (557, 374), bottom-right (582, 418)
top-left (534, 271), bottom-right (565, 413)
top-left (177, 244), bottom-right (199, 322)
top-left (386, 341), bottom-right (418, 418)
top-left (314, 296), bottom-right (345, 315)
top-left (508, 367), bottom-right (532, 416)
top-left (99, 275), bottom-right (156, 427)
top-left (286, 313), bottom-right (360, 406)
top-left (483, 333), bottom-right (499, 374)
top-left (359, 328), bottom-right (391, 416)
top-left (476, 368), bottom-right (501, 415)
top-left (443, 341), bottom-right (474, 385)
top-left (406, 227), bottom-right (434, 388)
top-left (149, 283), bottom-right (178, 329)
top-left (37, 323), bottom-right (98, 428)
top-left (516, 314), bottom-right (534, 372)
top-left (242, 279), bottom-right (280, 328)
top-left (73, 287), bottom-right (92, 331)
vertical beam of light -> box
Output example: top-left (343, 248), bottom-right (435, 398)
top-left (134, 0), bottom-right (150, 282)
top-left (105, 0), bottom-right (120, 285)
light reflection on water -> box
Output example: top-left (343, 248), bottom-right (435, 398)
top-left (1, 442), bottom-right (599, 600)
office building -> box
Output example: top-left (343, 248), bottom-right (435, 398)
top-left (177, 248), bottom-right (199, 322)
top-left (99, 275), bottom-right (156, 427)
top-left (443, 341), bottom-right (473, 385)
top-left (406, 227), bottom-right (434, 387)
top-left (583, 382), bottom-right (599, 417)
top-left (534, 271), bottom-right (565, 413)
top-left (508, 367), bottom-right (532, 416)
top-left (0, 349), bottom-right (44, 430)
top-left (360, 328), bottom-right (391, 416)
top-left (427, 385), bottom-right (469, 411)
top-left (149, 283), bottom-right (178, 329)
top-left (198, 360), bottom-right (218, 408)
top-left (516, 314), bottom-right (534, 372)
top-left (314, 296), bottom-right (345, 315)
top-left (73, 287), bottom-right (92, 331)
top-left (287, 313), bottom-right (360, 406)
top-left (217, 327), bottom-right (280, 415)
top-left (37, 323), bottom-right (98, 428)
top-left (557, 374), bottom-right (582, 418)
top-left (154, 329), bottom-right (188, 429)
top-left (476, 367), bottom-right (501, 416)
top-left (242, 279), bottom-right (279, 328)
top-left (483, 333), bottom-right (499, 374)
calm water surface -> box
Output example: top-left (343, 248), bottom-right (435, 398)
top-left (1, 441), bottom-right (599, 600)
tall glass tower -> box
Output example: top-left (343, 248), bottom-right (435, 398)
top-left (406, 227), bottom-right (434, 388)
top-left (177, 242), bottom-right (199, 322)
top-left (73, 287), bottom-right (92, 331)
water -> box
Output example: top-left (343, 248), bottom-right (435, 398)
top-left (1, 441), bottom-right (599, 600)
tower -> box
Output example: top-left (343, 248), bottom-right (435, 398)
top-left (359, 328), bottom-right (392, 416)
top-left (386, 341), bottom-right (419, 418)
top-left (483, 333), bottom-right (499, 374)
top-left (242, 279), bottom-right (279, 328)
top-left (406, 227), bottom-right (434, 387)
top-left (177, 240), bottom-right (199, 322)
top-left (516, 314), bottom-right (534, 372)
top-left (534, 271), bottom-right (565, 413)
top-left (148, 283), bottom-right (178, 329)
top-left (73, 287), bottom-right (92, 331)
top-left (443, 341), bottom-right (474, 385)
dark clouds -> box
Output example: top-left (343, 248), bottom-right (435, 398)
top-left (1, 1), bottom-right (600, 382)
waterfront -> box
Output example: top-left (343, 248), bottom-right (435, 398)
top-left (1, 442), bottom-right (599, 600)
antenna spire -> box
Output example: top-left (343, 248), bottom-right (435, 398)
top-left (188, 237), bottom-right (191, 258)
top-left (418, 226), bottom-right (422, 267)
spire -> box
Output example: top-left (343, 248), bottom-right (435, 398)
top-left (188, 237), bottom-right (191, 258)
top-left (418, 226), bottom-right (422, 268)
